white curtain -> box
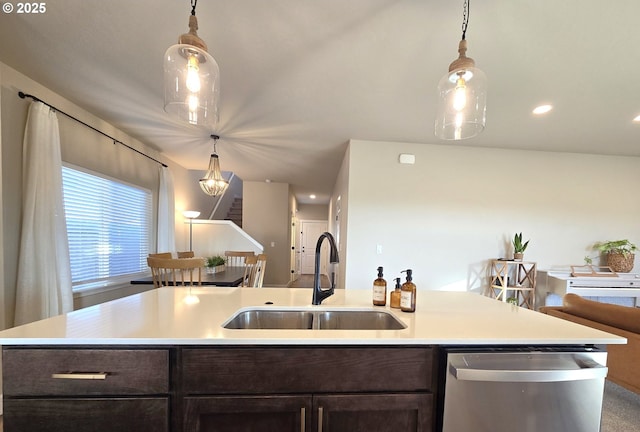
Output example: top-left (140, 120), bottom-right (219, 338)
top-left (15, 102), bottom-right (73, 326)
top-left (157, 165), bottom-right (176, 253)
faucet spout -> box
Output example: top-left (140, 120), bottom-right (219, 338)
top-left (312, 232), bottom-right (339, 305)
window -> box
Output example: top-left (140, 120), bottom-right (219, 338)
top-left (62, 166), bottom-right (152, 290)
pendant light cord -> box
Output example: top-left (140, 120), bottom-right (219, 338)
top-left (461, 0), bottom-right (470, 40)
top-left (191, 0), bottom-right (197, 15)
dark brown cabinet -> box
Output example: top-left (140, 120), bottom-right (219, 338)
top-left (3, 398), bottom-right (169, 432)
top-left (315, 393), bottom-right (432, 432)
top-left (2, 345), bottom-right (436, 432)
top-left (180, 346), bottom-right (435, 432)
top-left (183, 393), bottom-right (432, 432)
top-left (184, 395), bottom-right (312, 432)
top-left (2, 347), bottom-right (170, 432)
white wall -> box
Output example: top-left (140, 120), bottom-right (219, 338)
top-left (297, 204), bottom-right (329, 220)
top-left (187, 220), bottom-right (263, 257)
top-left (338, 139), bottom-right (640, 293)
top-left (243, 181), bottom-right (292, 286)
top-left (329, 147), bottom-right (350, 290)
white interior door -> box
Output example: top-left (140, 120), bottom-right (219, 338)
top-left (300, 221), bottom-right (328, 275)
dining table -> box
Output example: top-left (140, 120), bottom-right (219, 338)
top-left (131, 266), bottom-right (246, 287)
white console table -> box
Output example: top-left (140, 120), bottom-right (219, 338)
top-left (547, 271), bottom-right (640, 307)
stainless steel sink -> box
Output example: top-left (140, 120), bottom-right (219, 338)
top-left (223, 308), bottom-right (406, 330)
top-left (313, 310), bottom-right (406, 330)
top-left (223, 310), bottom-right (314, 329)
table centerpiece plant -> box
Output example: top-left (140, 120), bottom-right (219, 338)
top-left (205, 255), bottom-right (226, 274)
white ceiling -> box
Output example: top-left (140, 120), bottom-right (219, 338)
top-left (2, 1), bottom-right (639, 204)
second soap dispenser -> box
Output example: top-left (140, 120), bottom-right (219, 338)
top-left (390, 277), bottom-right (402, 309)
top-left (400, 269), bottom-right (416, 313)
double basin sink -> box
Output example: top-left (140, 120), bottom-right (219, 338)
top-left (223, 308), bottom-right (406, 330)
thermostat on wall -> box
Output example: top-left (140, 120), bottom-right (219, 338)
top-left (399, 154), bottom-right (415, 164)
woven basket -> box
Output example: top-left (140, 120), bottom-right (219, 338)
top-left (606, 252), bottom-right (635, 273)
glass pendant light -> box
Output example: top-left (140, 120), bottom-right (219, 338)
top-left (435, 0), bottom-right (487, 140)
top-left (199, 135), bottom-right (229, 196)
top-left (164, 0), bottom-right (220, 128)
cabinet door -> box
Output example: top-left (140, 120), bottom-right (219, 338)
top-left (3, 398), bottom-right (169, 432)
top-left (184, 395), bottom-right (312, 432)
top-left (314, 393), bottom-right (432, 432)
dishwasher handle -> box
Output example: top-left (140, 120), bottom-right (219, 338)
top-left (449, 356), bottom-right (608, 383)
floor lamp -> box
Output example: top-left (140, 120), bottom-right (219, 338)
top-left (182, 211), bottom-right (201, 251)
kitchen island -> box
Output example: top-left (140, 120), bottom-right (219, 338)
top-left (0, 287), bottom-right (626, 432)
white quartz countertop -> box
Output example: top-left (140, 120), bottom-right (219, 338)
top-left (0, 287), bottom-right (626, 346)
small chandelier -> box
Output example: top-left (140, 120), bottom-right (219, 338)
top-left (164, 0), bottom-right (220, 128)
top-left (435, 0), bottom-right (487, 140)
top-left (199, 135), bottom-right (229, 197)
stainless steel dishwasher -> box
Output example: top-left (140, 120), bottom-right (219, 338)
top-left (440, 347), bottom-right (608, 432)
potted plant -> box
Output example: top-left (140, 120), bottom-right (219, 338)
top-left (512, 232), bottom-right (529, 261)
top-left (595, 239), bottom-right (637, 273)
top-left (205, 255), bottom-right (226, 274)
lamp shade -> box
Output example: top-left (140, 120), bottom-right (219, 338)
top-left (182, 210), bottom-right (201, 219)
top-left (164, 43), bottom-right (220, 128)
top-left (199, 153), bottom-right (229, 196)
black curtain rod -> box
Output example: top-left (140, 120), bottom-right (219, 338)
top-left (18, 91), bottom-right (168, 168)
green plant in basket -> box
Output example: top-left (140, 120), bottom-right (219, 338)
top-left (594, 239), bottom-right (637, 273)
top-left (595, 239), bottom-right (637, 256)
top-left (206, 255), bottom-right (226, 267)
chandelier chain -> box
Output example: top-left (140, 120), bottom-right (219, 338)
top-left (191, 0), bottom-right (197, 15)
top-left (211, 134), bottom-right (219, 153)
top-left (461, 0), bottom-right (470, 40)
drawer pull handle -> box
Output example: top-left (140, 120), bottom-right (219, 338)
top-left (300, 407), bottom-right (305, 432)
top-left (51, 372), bottom-right (108, 380)
top-left (317, 406), bottom-right (323, 432)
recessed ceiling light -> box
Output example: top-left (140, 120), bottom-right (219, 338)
top-left (265, 179), bottom-right (272, 183)
top-left (633, 115), bottom-right (640, 122)
top-left (309, 194), bottom-right (316, 200)
top-left (532, 105), bottom-right (553, 115)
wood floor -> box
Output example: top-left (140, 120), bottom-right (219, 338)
top-left (288, 274), bottom-right (331, 288)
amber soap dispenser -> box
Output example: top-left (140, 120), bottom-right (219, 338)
top-left (400, 269), bottom-right (416, 313)
top-left (373, 266), bottom-right (387, 306)
top-left (390, 277), bottom-right (402, 309)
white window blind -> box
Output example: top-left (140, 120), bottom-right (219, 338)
top-left (62, 166), bottom-right (152, 288)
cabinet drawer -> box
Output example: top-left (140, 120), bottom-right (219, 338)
top-left (2, 348), bottom-right (169, 396)
top-left (182, 347), bottom-right (434, 394)
top-left (3, 398), bottom-right (169, 432)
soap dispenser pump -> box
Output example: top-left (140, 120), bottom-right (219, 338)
top-left (400, 269), bottom-right (416, 313)
top-left (373, 266), bottom-right (387, 306)
top-left (390, 277), bottom-right (402, 309)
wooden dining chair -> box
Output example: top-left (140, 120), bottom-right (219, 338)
top-left (177, 251), bottom-right (195, 258)
top-left (224, 251), bottom-right (255, 267)
top-left (241, 255), bottom-right (258, 287)
top-left (147, 257), bottom-right (205, 288)
top-left (241, 254), bottom-right (267, 288)
top-left (252, 254), bottom-right (267, 288)
top-left (149, 252), bottom-right (172, 259)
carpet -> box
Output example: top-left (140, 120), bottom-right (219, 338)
top-left (601, 380), bottom-right (640, 431)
